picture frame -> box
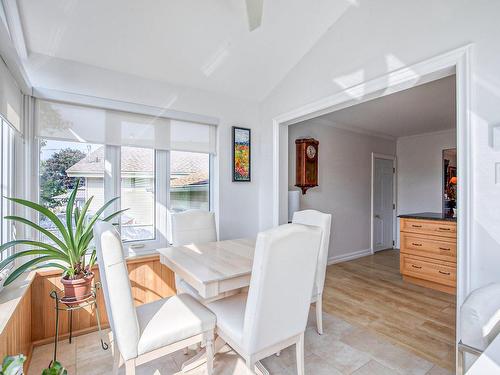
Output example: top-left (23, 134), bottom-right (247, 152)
top-left (232, 126), bottom-right (251, 182)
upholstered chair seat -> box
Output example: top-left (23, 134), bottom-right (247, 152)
top-left (136, 294), bottom-right (216, 356)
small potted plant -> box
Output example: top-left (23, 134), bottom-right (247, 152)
top-left (0, 180), bottom-right (126, 302)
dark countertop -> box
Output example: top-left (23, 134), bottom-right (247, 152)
top-left (398, 212), bottom-right (456, 222)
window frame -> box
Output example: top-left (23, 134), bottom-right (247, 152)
top-left (0, 117), bottom-right (16, 262)
top-left (35, 141), bottom-right (214, 256)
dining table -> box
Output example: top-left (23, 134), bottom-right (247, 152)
top-left (157, 238), bottom-right (271, 375)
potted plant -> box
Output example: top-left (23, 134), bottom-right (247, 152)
top-left (0, 180), bottom-right (126, 302)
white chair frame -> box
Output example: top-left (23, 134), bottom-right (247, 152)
top-left (113, 332), bottom-right (214, 375)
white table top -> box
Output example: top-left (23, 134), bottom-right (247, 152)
top-left (466, 335), bottom-right (500, 374)
top-left (157, 238), bottom-right (256, 298)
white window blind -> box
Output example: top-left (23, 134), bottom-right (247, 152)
top-left (36, 100), bottom-right (217, 154)
top-left (0, 59), bottom-right (22, 133)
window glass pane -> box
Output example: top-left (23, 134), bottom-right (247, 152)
top-left (39, 140), bottom-right (104, 244)
top-left (170, 151), bottom-right (210, 212)
top-left (120, 147), bottom-right (155, 242)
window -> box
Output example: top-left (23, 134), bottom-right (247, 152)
top-left (39, 140), bottom-right (104, 243)
top-left (0, 117), bottom-right (16, 261)
top-left (170, 151), bottom-right (210, 212)
top-left (35, 99), bottom-right (216, 253)
top-left (120, 147), bottom-right (155, 242)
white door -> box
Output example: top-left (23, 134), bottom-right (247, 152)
top-left (373, 158), bottom-right (394, 252)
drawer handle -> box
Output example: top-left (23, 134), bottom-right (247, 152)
top-left (439, 270), bottom-right (451, 276)
top-left (411, 225), bottom-right (422, 228)
top-left (411, 264), bottom-right (422, 269)
top-left (438, 227), bottom-right (451, 231)
top-left (411, 242), bottom-right (422, 247)
top-left (439, 247), bottom-right (451, 251)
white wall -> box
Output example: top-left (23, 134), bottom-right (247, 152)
top-left (288, 121), bottom-right (396, 261)
top-left (395, 129), bottom-right (456, 247)
top-left (397, 129), bottom-right (456, 215)
top-left (26, 56), bottom-right (261, 241)
top-left (260, 0), bottom-right (500, 292)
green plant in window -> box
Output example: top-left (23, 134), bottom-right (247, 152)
top-left (0, 179), bottom-right (128, 287)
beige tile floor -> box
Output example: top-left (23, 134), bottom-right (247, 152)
top-left (28, 310), bottom-right (452, 375)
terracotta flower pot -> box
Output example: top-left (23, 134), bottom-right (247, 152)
top-left (61, 272), bottom-right (94, 305)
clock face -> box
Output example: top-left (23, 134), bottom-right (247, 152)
top-left (306, 144), bottom-right (317, 159)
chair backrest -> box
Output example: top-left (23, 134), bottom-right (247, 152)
top-left (242, 223), bottom-right (322, 354)
top-left (94, 221), bottom-right (139, 361)
top-left (171, 209), bottom-right (217, 246)
top-left (293, 210), bottom-right (332, 296)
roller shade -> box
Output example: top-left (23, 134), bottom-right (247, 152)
top-left (36, 100), bottom-right (217, 154)
top-left (0, 59), bottom-right (22, 133)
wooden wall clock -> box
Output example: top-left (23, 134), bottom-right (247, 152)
top-left (295, 138), bottom-right (319, 194)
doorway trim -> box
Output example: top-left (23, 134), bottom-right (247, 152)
top-left (370, 153), bottom-right (397, 254)
top-left (272, 45), bottom-right (472, 356)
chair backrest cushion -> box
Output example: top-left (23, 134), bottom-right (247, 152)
top-left (94, 221), bottom-right (140, 360)
top-left (292, 210), bottom-right (332, 296)
top-left (461, 282), bottom-right (500, 350)
top-left (243, 223), bottom-right (322, 354)
top-left (171, 209), bottom-right (217, 246)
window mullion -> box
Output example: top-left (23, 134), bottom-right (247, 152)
top-left (104, 145), bottom-right (121, 222)
top-left (156, 150), bottom-right (168, 246)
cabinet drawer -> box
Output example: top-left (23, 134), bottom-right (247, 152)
top-left (400, 233), bottom-right (456, 262)
top-left (400, 219), bottom-right (456, 238)
top-left (400, 254), bottom-right (456, 287)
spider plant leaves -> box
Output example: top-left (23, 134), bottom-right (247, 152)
top-left (65, 180), bottom-right (80, 254)
top-left (3, 256), bottom-right (53, 286)
top-left (0, 248), bottom-right (69, 272)
top-left (3, 215), bottom-right (68, 251)
top-left (6, 197), bottom-right (71, 246)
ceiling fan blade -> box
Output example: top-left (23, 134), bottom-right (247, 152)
top-left (245, 0), bottom-right (263, 31)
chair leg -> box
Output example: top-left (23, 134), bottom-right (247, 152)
top-left (112, 345), bottom-right (121, 375)
top-left (316, 293), bottom-right (323, 335)
top-left (296, 333), bottom-right (305, 375)
top-left (206, 338), bottom-right (214, 375)
top-left (457, 347), bottom-right (464, 375)
top-left (125, 359), bottom-right (136, 375)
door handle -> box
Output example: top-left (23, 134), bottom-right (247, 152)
top-left (374, 214), bottom-right (381, 219)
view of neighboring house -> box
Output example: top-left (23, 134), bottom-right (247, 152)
top-left (63, 146), bottom-right (209, 241)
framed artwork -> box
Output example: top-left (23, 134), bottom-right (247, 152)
top-left (232, 126), bottom-right (251, 182)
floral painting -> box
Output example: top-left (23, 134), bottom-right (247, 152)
top-left (232, 127), bottom-right (251, 182)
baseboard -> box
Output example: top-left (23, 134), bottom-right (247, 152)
top-left (327, 248), bottom-right (372, 265)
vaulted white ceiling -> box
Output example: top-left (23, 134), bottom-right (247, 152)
top-left (306, 75), bottom-right (456, 139)
top-left (17, 0), bottom-right (353, 100)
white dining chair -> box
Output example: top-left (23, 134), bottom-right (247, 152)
top-left (207, 223), bottom-right (322, 375)
top-left (94, 221), bottom-right (216, 375)
top-left (171, 209), bottom-right (218, 301)
top-left (292, 209), bottom-right (332, 335)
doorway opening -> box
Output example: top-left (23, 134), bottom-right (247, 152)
top-left (275, 46), bottom-right (471, 372)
